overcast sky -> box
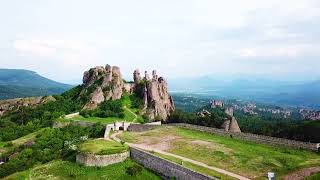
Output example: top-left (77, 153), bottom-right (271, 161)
top-left (1, 0), bottom-right (320, 83)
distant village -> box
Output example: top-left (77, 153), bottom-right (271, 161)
top-left (208, 99), bottom-right (320, 121)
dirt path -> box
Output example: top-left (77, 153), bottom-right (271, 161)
top-left (110, 131), bottom-right (251, 180)
top-left (124, 106), bottom-right (138, 122)
top-left (283, 167), bottom-right (320, 180)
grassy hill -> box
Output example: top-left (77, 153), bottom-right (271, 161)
top-left (0, 69), bottom-right (72, 100)
top-left (4, 160), bottom-right (160, 180)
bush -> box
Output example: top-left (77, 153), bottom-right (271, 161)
top-left (3, 142), bottom-right (13, 147)
top-left (0, 125), bottom-right (105, 178)
top-left (81, 100), bottom-right (125, 119)
top-left (126, 164), bottom-right (143, 176)
top-left (130, 94), bottom-right (144, 109)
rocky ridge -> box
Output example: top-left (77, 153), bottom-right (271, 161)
top-left (0, 96), bottom-right (56, 116)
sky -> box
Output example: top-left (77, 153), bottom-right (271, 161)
top-left (1, 0), bottom-right (320, 83)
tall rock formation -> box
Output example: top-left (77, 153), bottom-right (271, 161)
top-left (133, 69), bottom-right (175, 121)
top-left (79, 65), bottom-right (175, 121)
top-left (221, 107), bottom-right (241, 133)
top-left (81, 65), bottom-right (125, 109)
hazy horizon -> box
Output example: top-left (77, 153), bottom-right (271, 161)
top-left (1, 0), bottom-right (320, 83)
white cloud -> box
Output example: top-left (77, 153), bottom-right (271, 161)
top-left (1, 0), bottom-right (320, 82)
top-left (13, 39), bottom-right (56, 56)
top-left (237, 44), bottom-right (318, 58)
top-left (12, 37), bottom-right (102, 63)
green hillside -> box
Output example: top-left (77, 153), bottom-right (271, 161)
top-left (0, 69), bottom-right (72, 100)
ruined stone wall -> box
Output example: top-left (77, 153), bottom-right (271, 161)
top-left (127, 124), bottom-right (158, 132)
top-left (130, 147), bottom-right (216, 180)
top-left (169, 123), bottom-right (318, 151)
top-left (76, 151), bottom-right (129, 167)
top-left (52, 121), bottom-right (70, 128)
top-left (52, 121), bottom-right (96, 128)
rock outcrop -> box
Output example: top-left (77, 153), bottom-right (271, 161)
top-left (81, 65), bottom-right (125, 109)
top-left (222, 107), bottom-right (241, 133)
top-left (134, 70), bottom-right (175, 121)
top-left (80, 65), bottom-right (175, 121)
top-left (0, 96), bottom-right (56, 116)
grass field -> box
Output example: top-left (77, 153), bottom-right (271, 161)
top-left (79, 139), bottom-right (129, 155)
top-left (3, 159), bottom-right (161, 180)
top-left (118, 126), bottom-right (320, 179)
top-left (152, 152), bottom-right (236, 180)
top-left (56, 109), bottom-right (135, 124)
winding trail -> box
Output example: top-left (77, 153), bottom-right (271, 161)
top-left (124, 106), bottom-right (138, 122)
top-left (111, 131), bottom-right (251, 180)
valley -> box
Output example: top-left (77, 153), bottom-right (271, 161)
top-left (0, 64), bottom-right (319, 180)
top-left (2, 1), bottom-right (320, 179)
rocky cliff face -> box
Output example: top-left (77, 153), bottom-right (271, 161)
top-left (0, 96), bottom-right (56, 116)
top-left (80, 65), bottom-right (175, 121)
top-left (81, 65), bottom-right (124, 110)
top-left (134, 70), bottom-right (175, 120)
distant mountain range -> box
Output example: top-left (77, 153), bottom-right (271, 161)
top-left (169, 77), bottom-right (320, 109)
top-left (0, 69), bottom-right (73, 100)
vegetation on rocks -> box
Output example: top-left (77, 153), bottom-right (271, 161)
top-left (0, 85), bottom-right (83, 142)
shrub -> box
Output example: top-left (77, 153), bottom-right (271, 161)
top-left (154, 115), bottom-right (163, 121)
top-left (126, 164), bottom-right (143, 176)
top-left (3, 142), bottom-right (13, 147)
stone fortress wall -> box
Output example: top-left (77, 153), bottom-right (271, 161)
top-left (75, 144), bottom-right (217, 179)
top-left (169, 123), bottom-right (319, 152)
top-left (76, 151), bottom-right (130, 167)
top-left (127, 122), bottom-right (161, 132)
top-left (52, 121), bottom-right (96, 128)
top-left (130, 147), bottom-right (216, 180)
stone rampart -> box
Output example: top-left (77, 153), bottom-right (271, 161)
top-left (53, 121), bottom-right (96, 128)
top-left (76, 151), bottom-right (129, 167)
top-left (169, 123), bottom-right (319, 152)
top-left (130, 147), bottom-right (216, 180)
top-left (127, 124), bottom-right (158, 132)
